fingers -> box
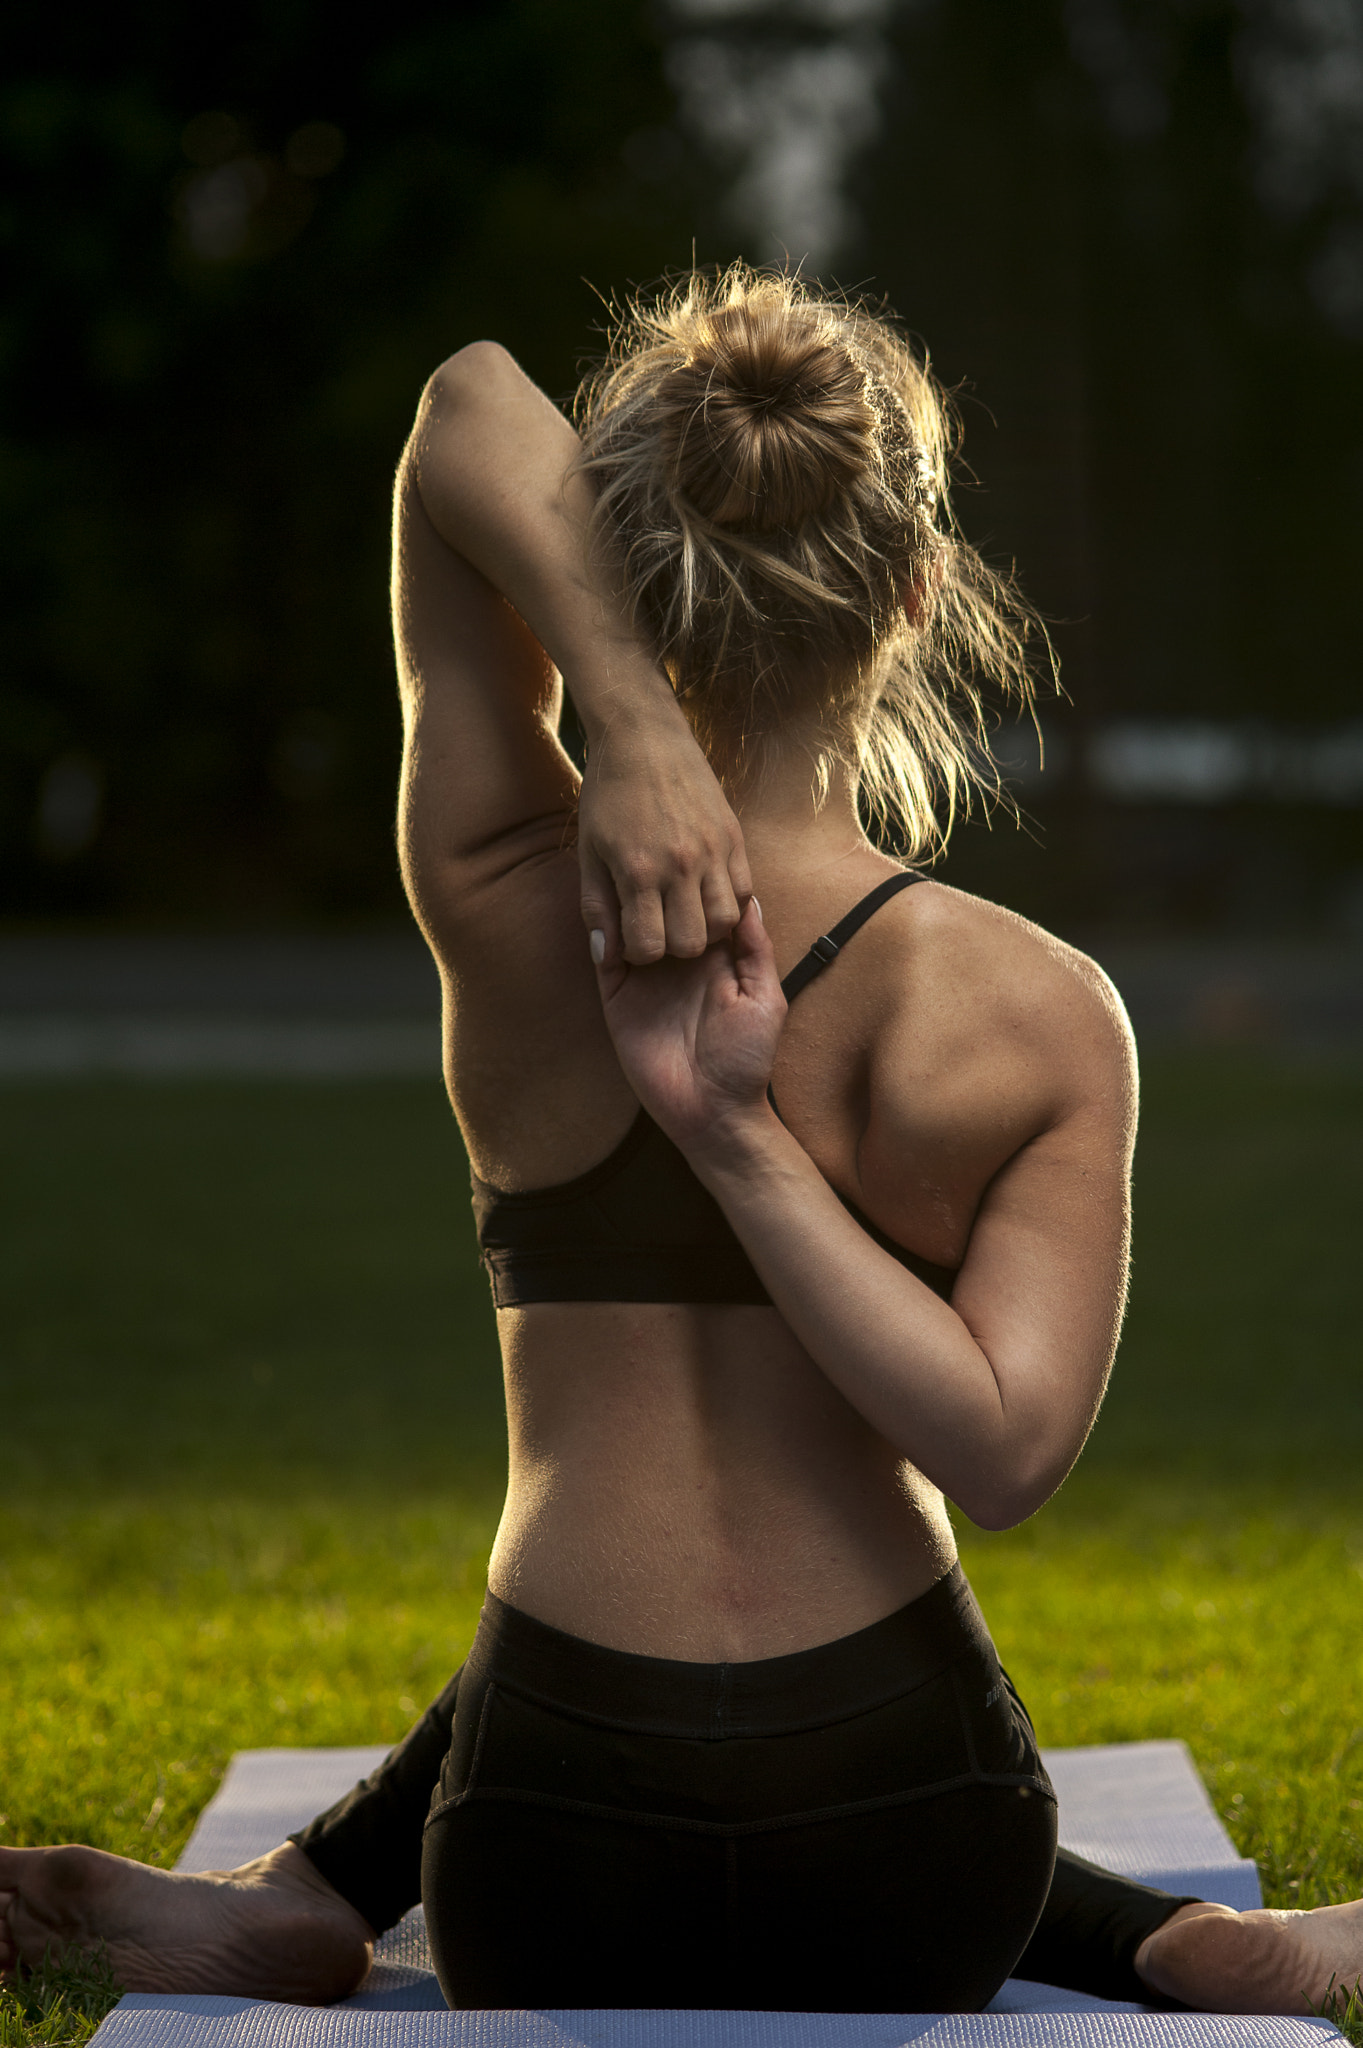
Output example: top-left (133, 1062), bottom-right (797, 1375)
top-left (726, 828), bottom-right (754, 921)
top-left (582, 842), bottom-right (671, 969)
top-left (613, 858), bottom-right (709, 966)
top-left (660, 876), bottom-right (711, 961)
top-left (582, 822), bottom-right (753, 967)
top-left (623, 862), bottom-right (733, 965)
top-left (579, 847), bottom-right (623, 970)
top-left (603, 868), bottom-right (744, 967)
top-left (619, 882), bottom-right (668, 966)
top-left (697, 868), bottom-right (740, 949)
top-left (693, 820), bottom-right (752, 950)
top-left (636, 819), bottom-right (753, 963)
top-left (730, 895), bottom-right (780, 998)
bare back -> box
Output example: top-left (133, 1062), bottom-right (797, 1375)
top-left (419, 814), bottom-right (1132, 1664)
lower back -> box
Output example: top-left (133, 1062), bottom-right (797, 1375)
top-left (485, 1300), bottom-right (958, 1661)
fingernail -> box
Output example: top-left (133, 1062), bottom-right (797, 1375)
top-left (589, 930), bottom-right (605, 965)
top-left (751, 898), bottom-right (762, 922)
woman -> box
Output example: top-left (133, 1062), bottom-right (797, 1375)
top-left (377, 265), bottom-right (1128, 2009)
top-left (2, 267), bottom-right (1358, 2016)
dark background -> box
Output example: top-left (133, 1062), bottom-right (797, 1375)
top-left (4, 0), bottom-right (1360, 936)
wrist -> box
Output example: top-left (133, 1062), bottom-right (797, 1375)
top-left (568, 652), bottom-right (684, 750)
top-left (679, 1096), bottom-right (792, 1187)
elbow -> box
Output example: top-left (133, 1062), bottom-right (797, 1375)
top-left (422, 340), bottom-right (517, 418)
top-left (403, 342), bottom-right (515, 500)
top-left (957, 1487), bottom-right (1041, 1535)
top-left (951, 1440), bottom-right (1071, 1534)
top-left (407, 343), bottom-right (524, 499)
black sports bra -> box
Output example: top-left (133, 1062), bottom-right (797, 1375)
top-left (471, 871), bottom-right (959, 1307)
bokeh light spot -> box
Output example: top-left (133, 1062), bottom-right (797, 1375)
top-left (181, 110), bottom-right (242, 167)
top-left (286, 122), bottom-right (345, 179)
top-left (34, 753), bottom-right (106, 861)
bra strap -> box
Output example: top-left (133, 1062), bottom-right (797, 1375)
top-left (779, 870), bottom-right (925, 1005)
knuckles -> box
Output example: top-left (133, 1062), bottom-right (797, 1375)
top-left (579, 804), bottom-right (752, 962)
top-left (617, 855), bottom-right (661, 891)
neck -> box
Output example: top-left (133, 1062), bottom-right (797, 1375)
top-left (726, 741), bottom-right (872, 880)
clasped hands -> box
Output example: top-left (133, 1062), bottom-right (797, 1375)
top-left (575, 698), bottom-right (785, 1154)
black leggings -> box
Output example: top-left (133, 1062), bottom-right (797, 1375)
top-left (294, 1568), bottom-right (1195, 2009)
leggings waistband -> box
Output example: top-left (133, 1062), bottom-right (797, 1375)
top-left (467, 1565), bottom-right (991, 1740)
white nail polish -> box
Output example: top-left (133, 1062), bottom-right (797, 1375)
top-left (589, 931), bottom-right (606, 965)
top-left (751, 898), bottom-right (763, 922)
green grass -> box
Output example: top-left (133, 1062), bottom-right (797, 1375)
top-left (0, 1951), bottom-right (122, 2048)
top-left (1318, 1983), bottom-right (1363, 2048)
top-left (1, 1058), bottom-right (1361, 2036)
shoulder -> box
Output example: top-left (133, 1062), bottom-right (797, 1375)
top-left (869, 879), bottom-right (1137, 1157)
top-left (908, 882), bottom-right (1132, 1064)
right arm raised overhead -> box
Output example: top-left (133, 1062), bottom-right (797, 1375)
top-left (395, 342), bottom-right (750, 963)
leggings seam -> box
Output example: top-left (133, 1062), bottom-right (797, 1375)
top-left (468, 1673), bottom-right (498, 1784)
top-left (473, 1652), bottom-right (977, 1742)
top-left (950, 1656), bottom-right (981, 1777)
top-left (424, 1766), bottom-right (1055, 1838)
top-left (423, 1674), bottom-right (498, 1834)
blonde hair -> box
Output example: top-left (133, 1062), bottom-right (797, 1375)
top-left (574, 264), bottom-right (1048, 859)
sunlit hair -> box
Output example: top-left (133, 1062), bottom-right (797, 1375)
top-left (573, 263), bottom-right (1049, 858)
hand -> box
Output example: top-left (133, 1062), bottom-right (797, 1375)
top-left (594, 900), bottom-right (786, 1154)
top-left (576, 702), bottom-right (753, 967)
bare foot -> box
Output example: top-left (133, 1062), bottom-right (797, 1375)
top-left (0, 1842), bottom-right (373, 2004)
top-left (1137, 1897), bottom-right (1363, 2015)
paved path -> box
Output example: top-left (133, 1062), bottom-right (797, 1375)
top-left (0, 928), bottom-right (1358, 1075)
top-left (0, 931), bottom-right (440, 1076)
top-left (1075, 934), bottom-right (1363, 1056)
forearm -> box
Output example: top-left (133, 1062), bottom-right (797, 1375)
top-left (409, 343), bottom-right (750, 963)
top-left (687, 1109), bottom-right (1057, 1529)
top-left (408, 342), bottom-right (682, 746)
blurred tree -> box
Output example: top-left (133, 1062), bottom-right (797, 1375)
top-left (1, 0), bottom-right (1358, 929)
top-left (0, 0), bottom-right (694, 919)
top-left (849, 0), bottom-right (1363, 929)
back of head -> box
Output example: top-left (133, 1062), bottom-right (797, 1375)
top-left (660, 294), bottom-right (878, 532)
top-left (576, 266), bottom-right (1041, 857)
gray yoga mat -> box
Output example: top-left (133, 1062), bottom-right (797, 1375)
top-left (101, 2000), bottom-right (1342, 2048)
top-left (90, 1739), bottom-right (1295, 2041)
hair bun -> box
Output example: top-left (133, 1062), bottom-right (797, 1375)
top-left (661, 295), bottom-right (877, 531)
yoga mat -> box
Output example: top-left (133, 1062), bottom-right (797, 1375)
top-left (88, 1739), bottom-right (1310, 2042)
top-left (101, 1998), bottom-right (1343, 2048)
top-left (1041, 1746), bottom-right (1260, 1901)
